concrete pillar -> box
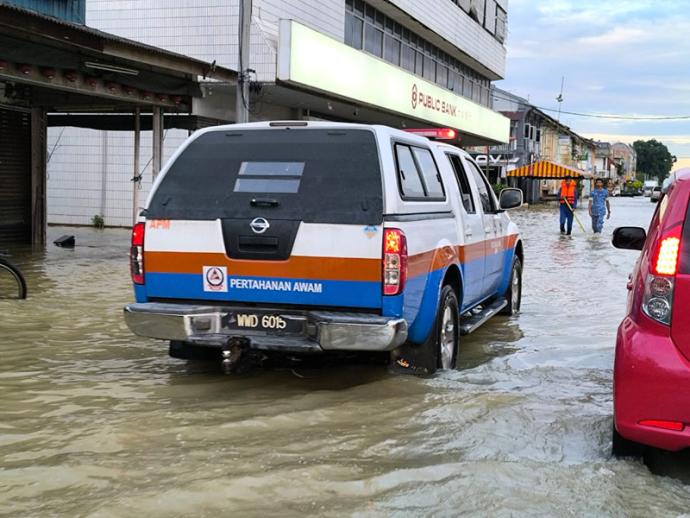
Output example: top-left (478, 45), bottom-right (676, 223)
top-left (30, 107), bottom-right (47, 246)
top-left (152, 106), bottom-right (163, 178)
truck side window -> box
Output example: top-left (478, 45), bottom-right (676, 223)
top-left (446, 153), bottom-right (476, 213)
top-left (395, 144), bottom-right (425, 198)
top-left (467, 160), bottom-right (497, 213)
top-left (412, 147), bottom-right (445, 198)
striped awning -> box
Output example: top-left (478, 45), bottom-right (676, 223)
top-left (507, 160), bottom-right (592, 179)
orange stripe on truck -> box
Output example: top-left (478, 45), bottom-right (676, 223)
top-left (146, 234), bottom-right (519, 283)
top-left (145, 252), bottom-right (382, 282)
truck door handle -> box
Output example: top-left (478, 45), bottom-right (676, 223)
top-left (464, 227), bottom-right (473, 237)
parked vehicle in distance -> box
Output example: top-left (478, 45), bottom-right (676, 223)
top-left (643, 180), bottom-right (658, 197)
top-left (620, 187), bottom-right (642, 197)
top-left (611, 168), bottom-right (690, 456)
top-left (651, 186), bottom-right (662, 202)
top-left (612, 186), bottom-right (622, 197)
top-left (123, 121), bottom-right (524, 374)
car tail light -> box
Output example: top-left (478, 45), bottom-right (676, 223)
top-left (130, 222), bottom-right (145, 284)
top-left (643, 227), bottom-right (682, 325)
top-left (639, 419), bottom-right (685, 432)
top-left (383, 228), bottom-right (407, 296)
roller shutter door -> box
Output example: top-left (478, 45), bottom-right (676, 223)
top-left (0, 108), bottom-right (31, 244)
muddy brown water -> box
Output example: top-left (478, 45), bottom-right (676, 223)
top-left (2, 197), bottom-right (690, 516)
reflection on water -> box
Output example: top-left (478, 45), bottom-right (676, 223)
top-left (2, 198), bottom-right (690, 516)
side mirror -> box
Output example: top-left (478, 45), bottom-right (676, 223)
top-left (499, 188), bottom-right (523, 210)
top-left (612, 227), bottom-right (646, 251)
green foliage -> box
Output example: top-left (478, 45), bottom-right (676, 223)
top-left (633, 139), bottom-right (675, 184)
top-left (491, 183), bottom-right (505, 198)
top-left (92, 214), bottom-right (105, 229)
top-left (628, 180), bottom-right (643, 190)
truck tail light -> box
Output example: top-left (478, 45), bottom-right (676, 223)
top-left (644, 228), bottom-right (682, 325)
top-left (383, 228), bottom-right (407, 296)
top-left (130, 222), bottom-right (145, 285)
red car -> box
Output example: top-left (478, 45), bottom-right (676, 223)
top-left (612, 169), bottom-right (690, 456)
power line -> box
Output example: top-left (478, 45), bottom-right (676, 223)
top-left (492, 91), bottom-right (690, 121)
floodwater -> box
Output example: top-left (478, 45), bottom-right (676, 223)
top-left (2, 197), bottom-right (690, 517)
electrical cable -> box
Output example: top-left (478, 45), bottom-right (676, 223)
top-left (491, 90), bottom-right (690, 120)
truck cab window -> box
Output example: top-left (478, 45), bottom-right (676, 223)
top-left (467, 161), bottom-right (497, 213)
top-left (446, 153), bottom-right (476, 213)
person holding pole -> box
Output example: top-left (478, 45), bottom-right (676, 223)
top-left (559, 175), bottom-right (578, 235)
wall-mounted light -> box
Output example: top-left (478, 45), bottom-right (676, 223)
top-left (41, 67), bottom-right (56, 79)
top-left (18, 64), bottom-right (31, 75)
top-left (84, 61), bottom-right (139, 76)
top-left (63, 69), bottom-right (78, 82)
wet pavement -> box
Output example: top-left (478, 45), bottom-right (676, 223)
top-left (2, 197), bottom-right (690, 516)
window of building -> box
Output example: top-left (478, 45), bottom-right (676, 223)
top-left (344, 12), bottom-right (363, 49)
top-left (496, 5), bottom-right (507, 43)
top-left (364, 24), bottom-right (383, 56)
top-left (401, 44), bottom-right (415, 72)
top-left (344, 0), bottom-right (494, 107)
top-left (383, 34), bottom-right (400, 65)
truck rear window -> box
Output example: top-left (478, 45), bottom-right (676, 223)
top-left (146, 129), bottom-right (383, 225)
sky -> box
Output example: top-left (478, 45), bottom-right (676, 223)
top-left (498, 0), bottom-right (690, 170)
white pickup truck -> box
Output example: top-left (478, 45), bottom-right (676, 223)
top-left (124, 121), bottom-right (524, 374)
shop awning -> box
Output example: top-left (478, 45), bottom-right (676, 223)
top-left (507, 160), bottom-right (592, 179)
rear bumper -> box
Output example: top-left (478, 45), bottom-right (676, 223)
top-left (614, 316), bottom-right (690, 452)
top-left (123, 302), bottom-right (407, 353)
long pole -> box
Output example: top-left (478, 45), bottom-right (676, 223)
top-left (132, 107), bottom-right (141, 225)
top-left (563, 198), bottom-right (586, 233)
top-left (235, 0), bottom-right (252, 123)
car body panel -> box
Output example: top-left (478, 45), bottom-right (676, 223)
top-left (614, 168), bottom-right (690, 451)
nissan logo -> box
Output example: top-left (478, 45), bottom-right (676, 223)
top-left (250, 217), bottom-right (270, 234)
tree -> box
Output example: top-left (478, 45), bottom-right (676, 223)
top-left (633, 139), bottom-right (676, 184)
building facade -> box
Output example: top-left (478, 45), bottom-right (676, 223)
top-left (47, 0), bottom-right (511, 226)
top-left (611, 142), bottom-right (637, 181)
top-left (470, 87), bottom-right (595, 201)
top-left (594, 141), bottom-right (615, 180)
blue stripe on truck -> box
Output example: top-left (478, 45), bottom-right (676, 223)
top-left (143, 273), bottom-right (382, 308)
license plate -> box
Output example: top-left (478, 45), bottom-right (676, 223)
top-left (221, 311), bottom-right (305, 334)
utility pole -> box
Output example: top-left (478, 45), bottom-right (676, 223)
top-left (236, 0), bottom-right (252, 123)
top-left (554, 76), bottom-right (564, 164)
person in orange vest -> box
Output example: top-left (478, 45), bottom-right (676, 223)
top-left (559, 175), bottom-right (578, 235)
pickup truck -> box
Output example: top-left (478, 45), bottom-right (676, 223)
top-left (124, 121), bottom-right (524, 374)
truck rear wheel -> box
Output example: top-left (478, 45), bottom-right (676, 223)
top-left (390, 284), bottom-right (458, 375)
top-left (500, 257), bottom-right (522, 316)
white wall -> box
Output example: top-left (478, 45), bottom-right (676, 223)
top-left (48, 127), bottom-right (188, 226)
top-left (87, 0), bottom-right (345, 82)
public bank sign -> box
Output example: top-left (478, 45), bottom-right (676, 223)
top-left (277, 20), bottom-right (509, 144)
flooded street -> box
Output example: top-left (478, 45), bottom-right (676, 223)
top-left (3, 197), bottom-right (690, 516)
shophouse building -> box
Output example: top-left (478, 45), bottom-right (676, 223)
top-left (473, 88), bottom-right (595, 202)
top-left (611, 142), bottom-right (637, 181)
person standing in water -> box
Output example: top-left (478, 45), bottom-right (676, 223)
top-left (588, 178), bottom-right (611, 233)
top-left (559, 175), bottom-right (578, 235)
